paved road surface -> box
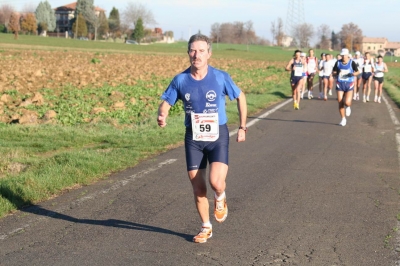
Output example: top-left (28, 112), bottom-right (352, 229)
top-left (1, 88), bottom-right (400, 265)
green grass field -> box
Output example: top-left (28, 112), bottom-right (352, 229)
top-left (0, 33), bottom-right (399, 218)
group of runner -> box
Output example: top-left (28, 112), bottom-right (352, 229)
top-left (157, 34), bottom-right (390, 244)
top-left (286, 48), bottom-right (389, 126)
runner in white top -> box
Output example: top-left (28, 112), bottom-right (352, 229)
top-left (306, 49), bottom-right (318, 99)
top-left (353, 51), bottom-right (364, 100)
top-left (318, 53), bottom-right (326, 99)
top-left (373, 55), bottom-right (388, 103)
top-left (322, 54), bottom-right (335, 100)
top-left (361, 52), bottom-right (375, 102)
top-left (300, 52), bottom-right (307, 99)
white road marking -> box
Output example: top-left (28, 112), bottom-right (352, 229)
top-left (382, 94), bottom-right (400, 261)
top-left (382, 95), bottom-right (400, 126)
top-left (0, 159), bottom-right (177, 241)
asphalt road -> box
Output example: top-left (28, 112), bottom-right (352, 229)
top-left (1, 86), bottom-right (400, 266)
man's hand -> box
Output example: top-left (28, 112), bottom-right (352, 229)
top-left (237, 128), bottom-right (246, 142)
top-left (157, 114), bottom-right (167, 127)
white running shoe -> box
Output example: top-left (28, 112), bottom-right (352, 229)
top-left (378, 97), bottom-right (381, 103)
top-left (329, 90), bottom-right (332, 96)
top-left (356, 94), bottom-right (359, 101)
top-left (345, 106), bottom-right (351, 117)
top-left (339, 118), bottom-right (347, 126)
top-left (353, 95), bottom-right (357, 100)
top-left (374, 96), bottom-right (377, 102)
top-left (363, 96), bottom-right (366, 103)
top-left (367, 96), bottom-right (370, 102)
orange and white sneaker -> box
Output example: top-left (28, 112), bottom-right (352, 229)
top-left (193, 226), bottom-right (212, 243)
top-left (214, 196), bottom-right (228, 223)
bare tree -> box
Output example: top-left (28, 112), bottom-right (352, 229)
top-left (317, 24), bottom-right (331, 50)
top-left (122, 2), bottom-right (156, 29)
top-left (8, 12), bottom-right (20, 39)
top-left (339, 23), bottom-right (363, 52)
top-left (270, 18), bottom-right (285, 46)
top-left (0, 4), bottom-right (15, 31)
top-left (210, 23), bottom-right (220, 43)
top-left (293, 23), bottom-right (314, 48)
top-left (219, 23), bottom-right (234, 43)
top-left (84, 10), bottom-right (101, 40)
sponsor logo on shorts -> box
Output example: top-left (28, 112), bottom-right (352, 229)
top-left (206, 90), bottom-right (217, 101)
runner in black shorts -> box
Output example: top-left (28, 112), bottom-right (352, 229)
top-left (285, 50), bottom-right (306, 110)
top-left (373, 55), bottom-right (388, 103)
top-left (158, 34), bottom-right (247, 243)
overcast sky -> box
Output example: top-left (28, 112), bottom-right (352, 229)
top-left (5, 0), bottom-right (400, 43)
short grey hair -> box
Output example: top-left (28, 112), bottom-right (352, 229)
top-left (187, 34), bottom-right (212, 53)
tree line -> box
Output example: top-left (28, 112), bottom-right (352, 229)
top-left (0, 0), bottom-right (167, 43)
top-left (270, 17), bottom-right (363, 52)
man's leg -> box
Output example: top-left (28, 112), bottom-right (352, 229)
top-left (189, 168), bottom-right (213, 243)
top-left (188, 169), bottom-right (209, 223)
top-left (209, 162), bottom-right (229, 223)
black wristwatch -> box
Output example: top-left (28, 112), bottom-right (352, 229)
top-left (239, 126), bottom-right (247, 132)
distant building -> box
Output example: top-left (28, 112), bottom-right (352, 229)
top-left (361, 37), bottom-right (400, 57)
top-left (281, 36), bottom-right (293, 47)
top-left (54, 2), bottom-right (105, 35)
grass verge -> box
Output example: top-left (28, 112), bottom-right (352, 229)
top-left (385, 64), bottom-right (400, 107)
top-left (0, 61), bottom-right (291, 217)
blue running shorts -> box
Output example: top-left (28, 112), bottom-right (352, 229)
top-left (336, 81), bottom-right (354, 92)
top-left (290, 76), bottom-right (303, 85)
top-left (362, 72), bottom-right (372, 80)
top-left (185, 124), bottom-right (229, 171)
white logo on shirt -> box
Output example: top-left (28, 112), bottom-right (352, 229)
top-left (185, 93), bottom-right (190, 101)
top-left (206, 90), bottom-right (217, 102)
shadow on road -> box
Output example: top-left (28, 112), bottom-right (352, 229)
top-left (19, 205), bottom-right (194, 242)
top-left (248, 116), bottom-right (337, 125)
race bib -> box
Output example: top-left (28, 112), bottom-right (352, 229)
top-left (364, 65), bottom-right (372, 73)
top-left (294, 66), bottom-right (303, 77)
top-left (339, 69), bottom-right (350, 80)
top-left (191, 113), bottom-right (219, 141)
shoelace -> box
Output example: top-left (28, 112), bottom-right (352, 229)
top-left (215, 199), bottom-right (225, 211)
top-left (197, 227), bottom-right (211, 235)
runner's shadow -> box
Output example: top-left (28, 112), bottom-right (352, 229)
top-left (248, 116), bottom-right (337, 125)
top-left (21, 205), bottom-right (193, 242)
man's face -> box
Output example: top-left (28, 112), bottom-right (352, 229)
top-left (188, 41), bottom-right (211, 69)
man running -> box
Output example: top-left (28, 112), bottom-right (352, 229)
top-left (322, 54), bottom-right (335, 100)
top-left (373, 55), bottom-right (389, 103)
top-left (361, 52), bottom-right (375, 102)
top-left (285, 50), bottom-right (306, 109)
top-left (318, 53), bottom-right (326, 99)
top-left (332, 48), bottom-right (360, 126)
top-left (353, 51), bottom-right (364, 101)
top-left (157, 34), bottom-right (247, 243)
top-left (300, 52), bottom-right (308, 99)
top-left (306, 49), bottom-right (318, 99)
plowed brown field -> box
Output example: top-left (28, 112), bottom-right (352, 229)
top-left (0, 50), bottom-right (283, 125)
